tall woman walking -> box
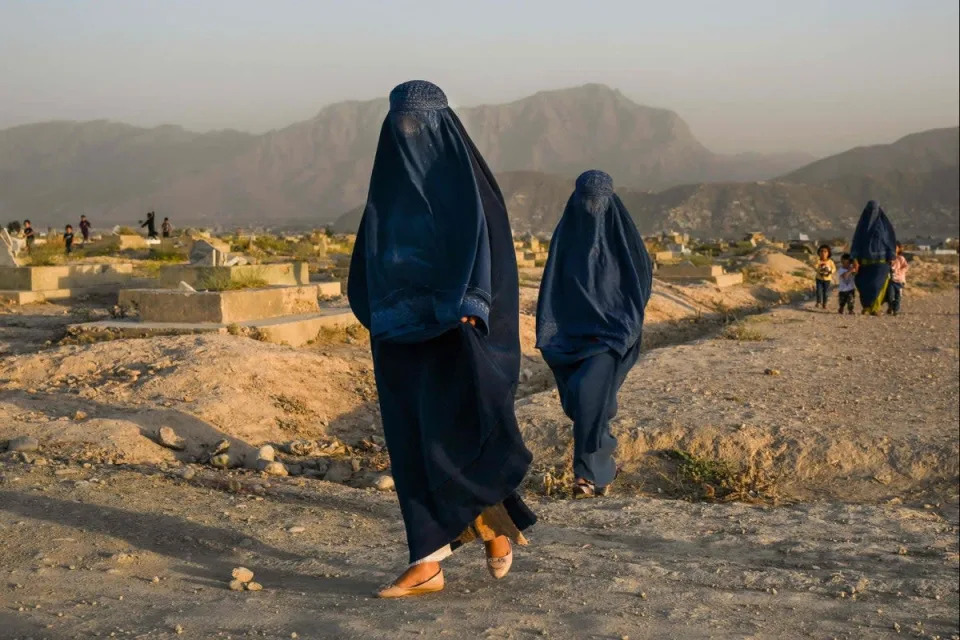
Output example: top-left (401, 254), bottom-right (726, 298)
top-left (851, 200), bottom-right (897, 316)
top-left (348, 81), bottom-right (535, 598)
top-left (536, 170), bottom-right (653, 498)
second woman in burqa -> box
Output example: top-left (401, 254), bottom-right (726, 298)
top-left (348, 81), bottom-right (535, 598)
top-left (536, 171), bottom-right (653, 498)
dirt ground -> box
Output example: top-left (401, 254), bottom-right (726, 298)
top-left (518, 289), bottom-right (960, 505)
top-left (1, 269), bottom-right (958, 639)
top-left (1, 464), bottom-right (957, 640)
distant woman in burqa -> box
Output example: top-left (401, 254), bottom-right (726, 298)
top-left (348, 81), bottom-right (535, 598)
top-left (536, 171), bottom-right (653, 498)
top-left (850, 200), bottom-right (897, 315)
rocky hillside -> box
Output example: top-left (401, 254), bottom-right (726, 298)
top-left (781, 127), bottom-right (959, 185)
top-left (1, 85), bottom-right (811, 226)
top-left (337, 166), bottom-right (957, 238)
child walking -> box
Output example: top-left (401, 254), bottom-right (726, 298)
top-left (63, 224), bottom-right (75, 254)
top-left (814, 244), bottom-right (836, 309)
top-left (886, 242), bottom-right (908, 316)
top-left (836, 253), bottom-right (856, 314)
top-left (79, 215), bottom-right (91, 243)
top-left (23, 220), bottom-right (35, 250)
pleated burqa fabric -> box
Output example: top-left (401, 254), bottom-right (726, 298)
top-left (348, 80), bottom-right (535, 563)
top-left (536, 170), bottom-right (653, 487)
top-left (851, 200), bottom-right (897, 314)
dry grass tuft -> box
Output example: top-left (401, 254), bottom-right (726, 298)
top-left (721, 322), bottom-right (768, 341)
top-left (309, 324), bottom-right (370, 346)
top-left (658, 449), bottom-right (779, 503)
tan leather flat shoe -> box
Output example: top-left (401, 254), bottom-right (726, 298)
top-left (376, 569), bottom-right (444, 599)
top-left (486, 550), bottom-right (513, 579)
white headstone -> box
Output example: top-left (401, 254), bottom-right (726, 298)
top-left (1, 228), bottom-right (20, 267)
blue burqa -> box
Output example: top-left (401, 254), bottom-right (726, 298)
top-left (850, 200), bottom-right (897, 313)
top-left (536, 171), bottom-right (653, 488)
top-left (348, 81), bottom-right (535, 563)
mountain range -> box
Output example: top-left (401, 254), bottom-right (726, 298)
top-left (1, 84), bottom-right (956, 237)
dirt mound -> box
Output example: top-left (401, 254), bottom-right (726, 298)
top-left (750, 250), bottom-right (812, 274)
top-left (0, 334), bottom-right (377, 465)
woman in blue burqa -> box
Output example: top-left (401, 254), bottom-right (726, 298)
top-left (850, 200), bottom-right (897, 315)
top-left (348, 81), bottom-right (535, 598)
top-left (536, 171), bottom-right (653, 498)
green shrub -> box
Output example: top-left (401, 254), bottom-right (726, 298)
top-left (254, 235), bottom-right (292, 254)
top-left (147, 249), bottom-right (187, 262)
top-left (25, 242), bottom-right (64, 266)
top-left (196, 268), bottom-right (268, 291)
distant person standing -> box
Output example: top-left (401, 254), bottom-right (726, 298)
top-left (851, 200), bottom-right (897, 316)
top-left (836, 253), bottom-right (856, 314)
top-left (161, 217), bottom-right (172, 238)
top-left (140, 211), bottom-right (158, 238)
top-left (814, 244), bottom-right (836, 309)
top-left (886, 242), bottom-right (909, 316)
top-left (63, 224), bottom-right (75, 254)
top-left (79, 215), bottom-right (92, 243)
top-left (22, 220), bottom-right (35, 250)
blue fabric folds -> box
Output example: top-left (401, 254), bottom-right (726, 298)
top-left (850, 200), bottom-right (897, 262)
top-left (850, 200), bottom-right (896, 312)
top-left (348, 81), bottom-right (492, 343)
top-left (348, 81), bottom-right (534, 563)
top-left (536, 170), bottom-right (653, 363)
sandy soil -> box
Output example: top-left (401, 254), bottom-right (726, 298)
top-left (1, 265), bottom-right (957, 639)
top-left (518, 290), bottom-right (960, 505)
top-left (0, 463), bottom-right (957, 639)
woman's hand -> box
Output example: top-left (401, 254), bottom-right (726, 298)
top-left (460, 316), bottom-right (478, 327)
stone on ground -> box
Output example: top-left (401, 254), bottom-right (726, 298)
top-left (231, 567), bottom-right (254, 583)
top-left (157, 427), bottom-right (186, 450)
top-left (7, 436), bottom-right (39, 452)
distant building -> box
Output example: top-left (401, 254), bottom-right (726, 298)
top-left (660, 231), bottom-right (689, 246)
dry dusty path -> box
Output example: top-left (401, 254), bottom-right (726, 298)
top-left (0, 465), bottom-right (957, 640)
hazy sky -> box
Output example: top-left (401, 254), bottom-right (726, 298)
top-left (1, 0), bottom-right (957, 155)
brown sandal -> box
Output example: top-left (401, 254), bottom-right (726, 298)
top-left (572, 478), bottom-right (596, 499)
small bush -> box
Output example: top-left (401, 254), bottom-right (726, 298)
top-left (660, 449), bottom-right (778, 503)
top-left (230, 236), bottom-right (253, 252)
top-left (687, 253), bottom-right (714, 267)
top-left (293, 240), bottom-right (317, 260)
top-left (115, 226), bottom-right (139, 235)
top-left (196, 267), bottom-right (268, 291)
top-left (721, 322), bottom-right (768, 341)
top-left (147, 249), bottom-right (187, 262)
top-left (75, 243), bottom-right (114, 258)
top-left (230, 269), bottom-right (269, 290)
top-left (25, 242), bottom-right (64, 266)
top-left (742, 266), bottom-right (774, 284)
top-left (254, 235), bottom-right (292, 254)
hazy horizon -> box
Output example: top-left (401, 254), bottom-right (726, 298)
top-left (2, 0), bottom-right (958, 156)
